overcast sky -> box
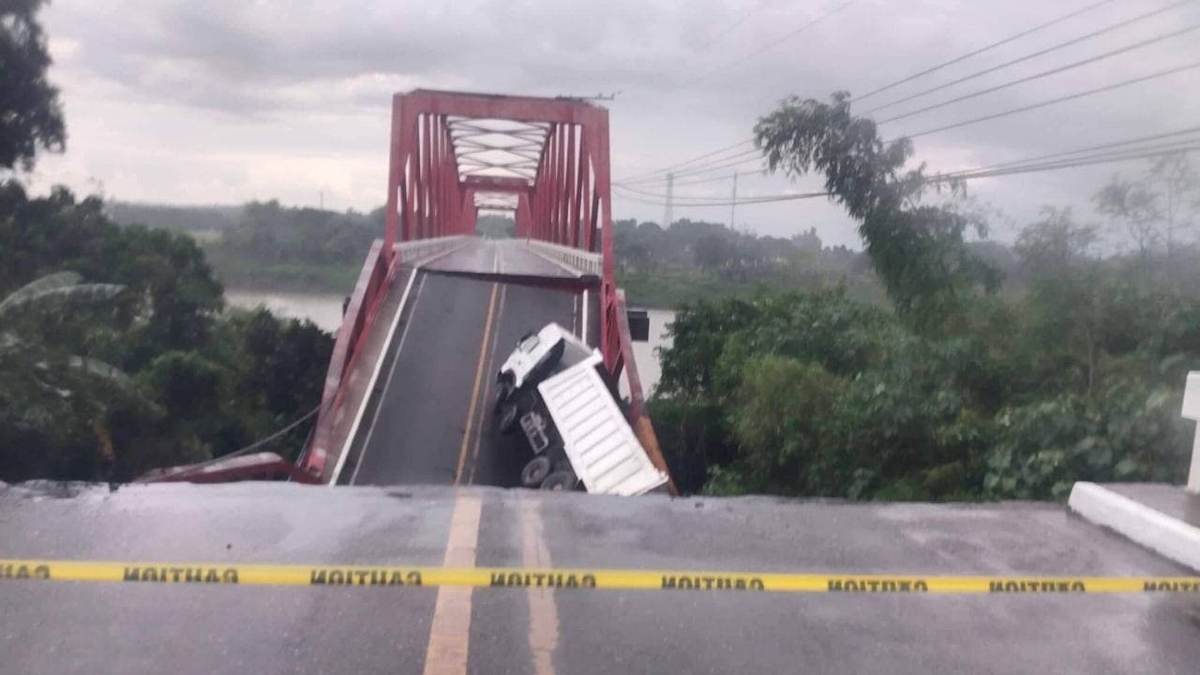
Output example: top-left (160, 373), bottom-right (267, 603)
top-left (26, 0), bottom-right (1200, 248)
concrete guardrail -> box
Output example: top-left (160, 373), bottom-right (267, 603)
top-left (521, 239), bottom-right (602, 277)
top-left (395, 235), bottom-right (470, 262)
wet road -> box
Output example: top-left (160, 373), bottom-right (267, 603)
top-left (2, 482), bottom-right (1199, 675)
top-left (424, 238), bottom-right (579, 278)
top-left (343, 239), bottom-right (591, 487)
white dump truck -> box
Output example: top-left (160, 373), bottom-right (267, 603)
top-left (493, 323), bottom-right (668, 495)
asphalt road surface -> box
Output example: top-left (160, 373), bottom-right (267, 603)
top-left (2, 482), bottom-right (1199, 675)
top-left (424, 238), bottom-right (578, 279)
top-left (345, 239), bottom-right (589, 487)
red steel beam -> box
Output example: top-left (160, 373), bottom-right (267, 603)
top-left (572, 130), bottom-right (587, 248)
top-left (462, 175), bottom-right (530, 192)
top-left (407, 89), bottom-right (589, 125)
top-left (563, 125), bottom-right (577, 246)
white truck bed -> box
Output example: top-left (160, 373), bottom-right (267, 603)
top-left (537, 355), bottom-right (668, 496)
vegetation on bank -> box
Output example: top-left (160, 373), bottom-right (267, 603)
top-left (651, 93), bottom-right (1200, 500)
top-left (614, 219), bottom-right (889, 308)
top-left (107, 200), bottom-right (381, 295)
top-left (0, 2), bottom-right (331, 483)
top-left (0, 184), bottom-right (333, 482)
top-left (107, 202), bottom-right (525, 295)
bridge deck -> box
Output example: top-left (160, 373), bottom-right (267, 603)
top-left (425, 238), bottom-right (583, 278)
top-left (2, 482), bottom-right (1197, 675)
top-left (335, 238), bottom-right (599, 487)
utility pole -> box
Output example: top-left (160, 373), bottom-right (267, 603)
top-left (319, 191), bottom-right (324, 210)
top-left (664, 172), bottom-right (674, 229)
top-left (729, 171), bottom-right (738, 232)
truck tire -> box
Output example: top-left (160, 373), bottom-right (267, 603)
top-left (521, 456), bottom-right (552, 487)
top-left (540, 470), bottom-right (577, 492)
top-left (497, 402), bottom-right (519, 435)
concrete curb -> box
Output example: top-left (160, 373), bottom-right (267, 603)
top-left (1068, 482), bottom-right (1200, 573)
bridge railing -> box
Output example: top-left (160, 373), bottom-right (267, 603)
top-left (521, 239), bottom-right (602, 277)
top-left (300, 239), bottom-right (393, 479)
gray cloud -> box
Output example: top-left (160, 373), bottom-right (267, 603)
top-left (32, 0), bottom-right (1200, 248)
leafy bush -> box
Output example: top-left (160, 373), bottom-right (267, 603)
top-left (0, 184), bottom-right (334, 482)
top-left (653, 280), bottom-right (1196, 501)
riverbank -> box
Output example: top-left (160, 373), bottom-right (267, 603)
top-left (618, 268), bottom-right (887, 309)
top-left (205, 249), bottom-right (361, 295)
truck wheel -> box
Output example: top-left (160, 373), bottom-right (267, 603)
top-left (521, 456), bottom-right (552, 487)
top-left (497, 402), bottom-right (519, 435)
top-left (540, 470), bottom-right (577, 492)
top-left (492, 382), bottom-right (511, 414)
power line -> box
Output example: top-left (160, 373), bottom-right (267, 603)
top-left (695, 64), bottom-right (1199, 166)
top-left (672, 0), bottom-right (861, 90)
top-left (622, 171), bottom-right (741, 189)
top-left (876, 24), bottom-right (1200, 125)
top-left (617, 0), bottom-right (1149, 195)
top-left (851, 0), bottom-right (1123, 103)
top-left (617, 183), bottom-right (743, 202)
top-left (616, 139), bottom-right (753, 183)
top-left (944, 142), bottom-right (1200, 180)
top-left (947, 126), bottom-right (1200, 174)
top-left (863, 0), bottom-right (1200, 116)
top-left (613, 139), bottom-right (1200, 207)
top-left (665, 172), bottom-right (739, 188)
top-left (695, 0), bottom-right (776, 50)
top-left (675, 172), bottom-right (744, 187)
top-left (619, 148), bottom-right (764, 186)
top-left (614, 183), bottom-right (830, 207)
top-left (906, 60), bottom-right (1200, 139)
top-left (664, 151), bottom-right (765, 180)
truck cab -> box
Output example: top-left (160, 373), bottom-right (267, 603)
top-left (493, 322), bottom-right (592, 427)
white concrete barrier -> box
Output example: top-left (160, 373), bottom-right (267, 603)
top-left (521, 239), bottom-right (602, 277)
top-left (1181, 371), bottom-right (1200, 493)
top-left (1068, 482), bottom-right (1200, 572)
top-left (395, 235), bottom-right (470, 262)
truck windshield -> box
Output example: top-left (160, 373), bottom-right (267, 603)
top-left (518, 335), bottom-right (540, 353)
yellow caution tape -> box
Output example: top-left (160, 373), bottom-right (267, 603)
top-left (3, 559), bottom-right (1199, 594)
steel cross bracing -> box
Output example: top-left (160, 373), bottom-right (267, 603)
top-left (380, 89), bottom-right (628, 384)
top-left (448, 118), bottom-right (550, 182)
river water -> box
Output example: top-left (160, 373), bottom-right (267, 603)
top-left (224, 290), bottom-right (347, 333)
top-left (225, 289), bottom-right (675, 394)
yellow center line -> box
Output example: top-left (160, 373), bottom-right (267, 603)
top-left (520, 497), bottom-right (560, 675)
top-left (454, 282), bottom-right (500, 485)
top-left (421, 494), bottom-right (483, 675)
top-left (468, 285), bottom-right (508, 485)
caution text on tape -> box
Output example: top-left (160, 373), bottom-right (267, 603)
top-left (3, 560), bottom-right (1200, 594)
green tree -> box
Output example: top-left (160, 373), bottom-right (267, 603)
top-left (754, 92), bottom-right (998, 328)
top-left (0, 183), bottom-right (226, 365)
top-left (0, 0), bottom-right (64, 171)
top-left (0, 186), bottom-right (335, 482)
top-left (1094, 153), bottom-right (1199, 282)
top-left (720, 355), bottom-right (845, 495)
top-left (0, 272), bottom-right (142, 480)
top-left (1014, 208), bottom-right (1104, 394)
